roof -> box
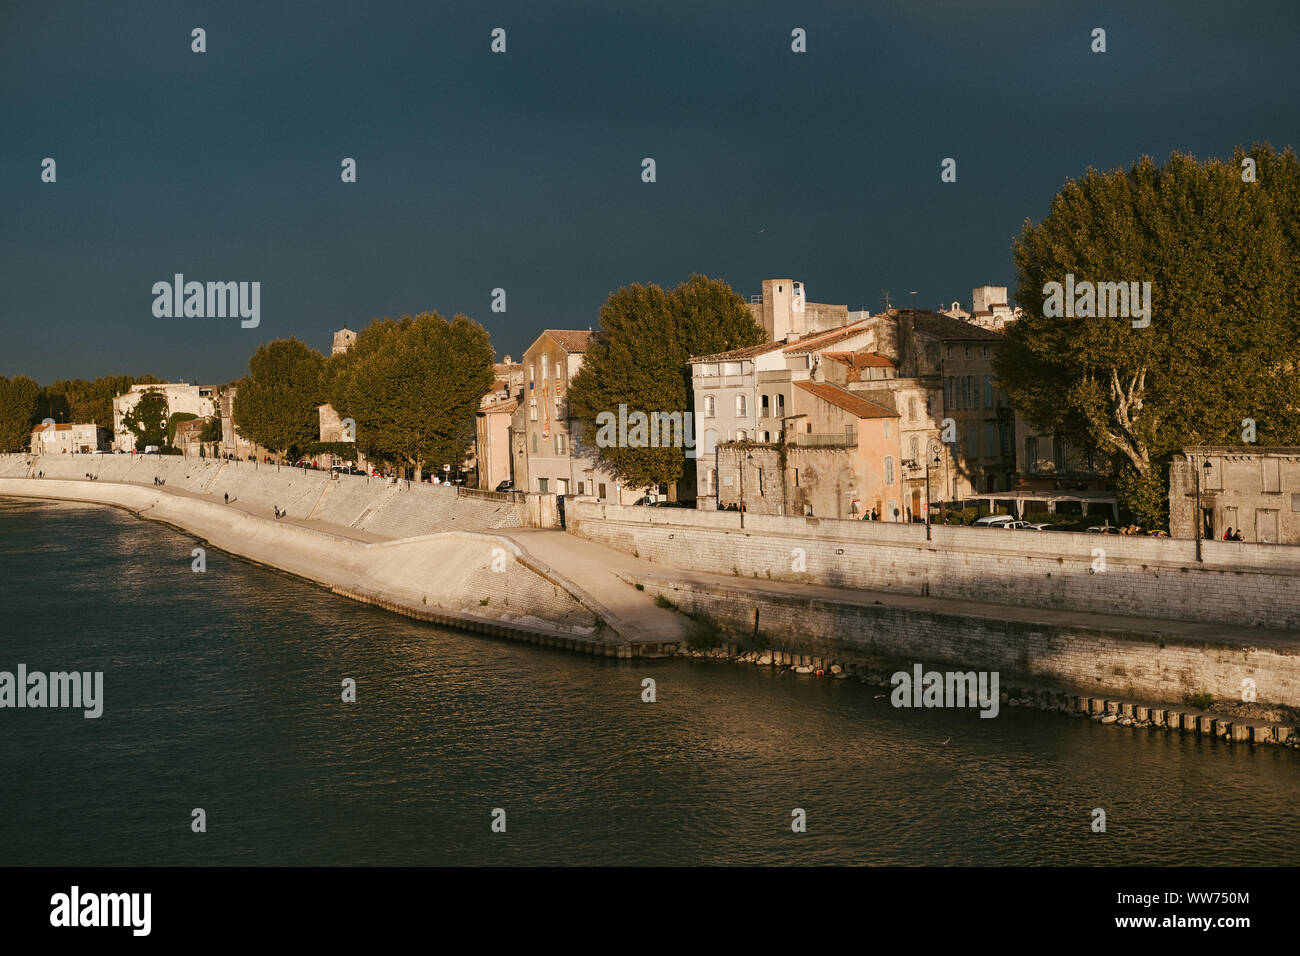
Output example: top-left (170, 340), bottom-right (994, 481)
top-left (822, 350), bottom-right (895, 368)
top-left (689, 341), bottom-right (786, 363)
top-left (33, 423), bottom-right (74, 432)
top-left (542, 329), bottom-right (597, 353)
top-left (895, 309), bottom-right (1004, 342)
top-left (782, 320), bottom-right (873, 354)
top-left (794, 381), bottom-right (898, 419)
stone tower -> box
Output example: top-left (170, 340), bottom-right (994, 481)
top-left (332, 327), bottom-right (357, 355)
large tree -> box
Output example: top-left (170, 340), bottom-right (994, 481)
top-left (121, 389), bottom-right (170, 450)
top-left (326, 312), bottom-right (494, 479)
top-left (568, 274), bottom-right (765, 489)
top-left (0, 375), bottom-right (41, 452)
top-left (233, 338), bottom-right (326, 457)
top-left (994, 144), bottom-right (1300, 526)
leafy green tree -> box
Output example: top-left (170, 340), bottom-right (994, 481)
top-left (233, 338), bottom-right (326, 457)
top-left (994, 145), bottom-right (1300, 526)
top-left (568, 274), bottom-right (765, 490)
top-left (0, 375), bottom-right (41, 452)
top-left (326, 313), bottom-right (494, 479)
top-left (121, 389), bottom-right (170, 450)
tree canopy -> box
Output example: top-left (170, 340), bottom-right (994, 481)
top-left (994, 144), bottom-right (1300, 526)
top-left (568, 274), bottom-right (765, 489)
top-left (233, 338), bottom-right (326, 456)
top-left (36, 374), bottom-right (164, 431)
top-left (325, 312), bottom-right (495, 478)
top-left (0, 376), bottom-right (41, 452)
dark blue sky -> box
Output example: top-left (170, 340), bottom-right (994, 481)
top-left (3, 0), bottom-right (1297, 384)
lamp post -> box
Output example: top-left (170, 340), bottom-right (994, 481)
top-left (924, 438), bottom-right (943, 541)
top-left (1194, 455), bottom-right (1212, 562)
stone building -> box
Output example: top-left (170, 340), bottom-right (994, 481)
top-left (474, 356), bottom-right (523, 490)
top-left (30, 422), bottom-right (110, 454)
top-left (112, 383), bottom-right (217, 451)
top-left (940, 285), bottom-right (1022, 330)
top-left (513, 330), bottom-right (631, 502)
top-left (1170, 446), bottom-right (1300, 544)
top-left (715, 381), bottom-right (901, 520)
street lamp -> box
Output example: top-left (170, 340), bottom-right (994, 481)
top-left (924, 438), bottom-right (944, 541)
top-left (1194, 455), bottom-right (1212, 561)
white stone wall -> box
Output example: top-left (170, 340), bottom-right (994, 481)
top-left (566, 500), bottom-right (1300, 629)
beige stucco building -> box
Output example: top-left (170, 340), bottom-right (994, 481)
top-left (31, 422), bottom-right (110, 454)
top-left (112, 383), bottom-right (217, 451)
top-left (1170, 446), bottom-right (1300, 544)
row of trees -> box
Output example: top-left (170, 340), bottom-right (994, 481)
top-left (232, 312), bottom-right (496, 478)
top-left (996, 143), bottom-right (1300, 526)
top-left (0, 373), bottom-right (167, 453)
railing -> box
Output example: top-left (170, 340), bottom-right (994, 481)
top-left (791, 432), bottom-right (857, 448)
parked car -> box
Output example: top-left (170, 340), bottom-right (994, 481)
top-left (999, 520), bottom-right (1044, 530)
top-left (143, 445), bottom-right (160, 454)
top-left (972, 514), bottom-right (1015, 527)
top-left (494, 479), bottom-right (514, 493)
top-left (1087, 525), bottom-right (1121, 534)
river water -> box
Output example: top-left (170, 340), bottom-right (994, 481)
top-left (1, 497), bottom-right (1296, 866)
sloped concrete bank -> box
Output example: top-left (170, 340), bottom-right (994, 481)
top-left (0, 478), bottom-right (615, 645)
top-left (632, 574), bottom-right (1300, 748)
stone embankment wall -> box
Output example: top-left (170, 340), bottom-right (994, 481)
top-left (567, 500), bottom-right (1300, 630)
top-left (632, 575), bottom-right (1300, 709)
top-left (0, 454), bottom-right (526, 534)
top-left (0, 473), bottom-right (593, 634)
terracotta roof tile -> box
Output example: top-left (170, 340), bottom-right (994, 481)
top-left (794, 381), bottom-right (898, 419)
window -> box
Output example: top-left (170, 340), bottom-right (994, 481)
top-left (777, 394), bottom-right (785, 417)
top-left (577, 482), bottom-right (585, 495)
top-left (1026, 437), bottom-right (1038, 473)
top-left (736, 394), bottom-right (747, 417)
top-left (883, 420), bottom-right (891, 439)
top-left (529, 399), bottom-right (538, 421)
top-left (884, 456), bottom-right (895, 485)
top-left (704, 395), bottom-right (716, 418)
top-left (908, 398), bottom-right (916, 421)
top-left (1000, 423), bottom-right (1012, 457)
top-left (555, 397), bottom-right (562, 419)
top-left (761, 394), bottom-right (770, 417)
top-left (531, 433), bottom-right (538, 453)
top-left (598, 482), bottom-right (607, 498)
top-left (944, 378), bottom-right (953, 409)
top-left (555, 433), bottom-right (566, 455)
top-left (967, 425), bottom-right (978, 458)
top-left (982, 346), bottom-right (990, 359)
top-left (910, 436), bottom-right (919, 461)
top-left (985, 424), bottom-right (997, 460)
top-left (541, 354), bottom-right (549, 381)
top-left (1053, 437), bottom-right (1066, 473)
top-left (968, 376), bottom-right (976, 408)
top-left (724, 362), bottom-right (742, 376)
top-left (1263, 457), bottom-right (1281, 493)
top-left (528, 364), bottom-right (534, 386)
top-left (964, 346), bottom-right (972, 359)
top-left (984, 376), bottom-right (993, 408)
top-left (538, 477), bottom-right (549, 493)
top-left (946, 345), bottom-right (953, 359)
top-left (737, 429), bottom-right (747, 441)
top-left (793, 468), bottom-right (799, 487)
top-left (926, 395), bottom-right (933, 417)
top-left (757, 468), bottom-right (764, 496)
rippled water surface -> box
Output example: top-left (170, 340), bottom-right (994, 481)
top-left (1, 498), bottom-right (1296, 865)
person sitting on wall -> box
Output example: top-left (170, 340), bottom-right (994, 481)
top-left (1233, 529), bottom-right (1244, 541)
top-left (1224, 527), bottom-right (1234, 540)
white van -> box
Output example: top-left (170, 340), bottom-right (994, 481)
top-left (972, 514), bottom-right (1015, 527)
